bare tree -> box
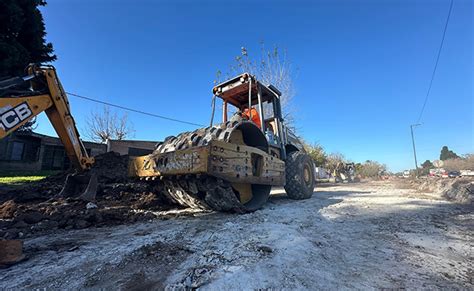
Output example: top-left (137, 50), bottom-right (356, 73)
top-left (84, 106), bottom-right (134, 143)
top-left (357, 160), bottom-right (387, 178)
top-left (325, 152), bottom-right (347, 173)
top-left (443, 154), bottom-right (474, 171)
top-left (222, 43), bottom-right (297, 128)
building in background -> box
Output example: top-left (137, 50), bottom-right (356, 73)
top-left (106, 139), bottom-right (157, 156)
top-left (0, 132), bottom-right (106, 171)
top-left (0, 132), bottom-right (159, 172)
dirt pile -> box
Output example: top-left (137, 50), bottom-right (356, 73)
top-left (397, 177), bottom-right (474, 204)
top-left (0, 200), bottom-right (17, 219)
top-left (92, 151), bottom-right (130, 183)
top-left (0, 182), bottom-right (178, 240)
top-left (441, 178), bottom-right (473, 204)
top-left (0, 172), bottom-right (69, 205)
top-left (0, 152), bottom-right (180, 240)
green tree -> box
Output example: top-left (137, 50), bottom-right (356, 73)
top-left (354, 162), bottom-right (363, 173)
top-left (421, 160), bottom-right (433, 169)
top-left (440, 146), bottom-right (459, 161)
top-left (304, 142), bottom-right (327, 167)
top-left (1, 0), bottom-right (56, 132)
top-left (420, 159), bottom-right (434, 175)
top-left (0, 0), bottom-right (56, 77)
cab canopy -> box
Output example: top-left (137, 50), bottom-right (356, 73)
top-left (212, 73), bottom-right (281, 108)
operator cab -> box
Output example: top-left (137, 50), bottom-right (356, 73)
top-left (212, 73), bottom-right (287, 159)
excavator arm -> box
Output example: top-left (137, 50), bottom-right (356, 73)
top-left (0, 64), bottom-right (97, 202)
top-left (0, 64), bottom-right (93, 170)
top-left (0, 65), bottom-right (99, 267)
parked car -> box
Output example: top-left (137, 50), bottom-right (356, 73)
top-left (448, 171), bottom-right (460, 178)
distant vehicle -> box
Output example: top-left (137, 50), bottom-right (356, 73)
top-left (429, 168), bottom-right (447, 177)
top-left (460, 170), bottom-right (474, 177)
top-left (314, 167), bottom-right (330, 180)
top-left (448, 171), bottom-right (460, 178)
top-left (403, 170), bottom-right (410, 178)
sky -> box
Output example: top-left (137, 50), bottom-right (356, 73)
top-left (34, 0), bottom-right (472, 172)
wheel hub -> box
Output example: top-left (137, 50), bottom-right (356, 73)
top-left (303, 165), bottom-right (311, 185)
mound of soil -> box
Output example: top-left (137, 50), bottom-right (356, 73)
top-left (92, 151), bottom-right (130, 183)
top-left (0, 152), bottom-right (180, 240)
top-left (442, 178), bottom-right (473, 204)
top-left (397, 177), bottom-right (474, 205)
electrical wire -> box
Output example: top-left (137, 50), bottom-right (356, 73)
top-left (66, 92), bottom-right (205, 127)
top-left (416, 0), bottom-right (454, 123)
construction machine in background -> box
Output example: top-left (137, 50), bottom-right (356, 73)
top-left (129, 73), bottom-right (316, 212)
top-left (332, 162), bottom-right (356, 183)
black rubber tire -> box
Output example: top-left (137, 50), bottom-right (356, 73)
top-left (284, 151), bottom-right (315, 200)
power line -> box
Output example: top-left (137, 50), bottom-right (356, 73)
top-left (66, 92), bottom-right (205, 127)
top-left (416, 0), bottom-right (454, 123)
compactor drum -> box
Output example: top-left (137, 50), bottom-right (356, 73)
top-left (129, 73), bottom-right (315, 212)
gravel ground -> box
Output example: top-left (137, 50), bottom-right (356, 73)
top-left (0, 180), bottom-right (472, 289)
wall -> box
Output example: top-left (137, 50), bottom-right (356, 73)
top-left (107, 140), bottom-right (157, 156)
top-left (0, 132), bottom-right (107, 172)
top-left (0, 133), bottom-right (42, 171)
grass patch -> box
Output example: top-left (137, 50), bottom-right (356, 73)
top-left (0, 171), bottom-right (60, 185)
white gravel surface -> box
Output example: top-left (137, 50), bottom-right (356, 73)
top-left (1, 181), bottom-right (472, 289)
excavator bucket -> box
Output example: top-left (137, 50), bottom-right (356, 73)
top-left (58, 172), bottom-right (98, 202)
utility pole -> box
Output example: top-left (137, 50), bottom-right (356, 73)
top-left (410, 124), bottom-right (422, 178)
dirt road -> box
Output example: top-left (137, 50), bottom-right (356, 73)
top-left (1, 181), bottom-right (472, 289)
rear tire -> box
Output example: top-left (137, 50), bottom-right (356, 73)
top-left (284, 151), bottom-right (315, 200)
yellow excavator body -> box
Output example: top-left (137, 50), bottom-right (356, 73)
top-left (0, 65), bottom-right (96, 199)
